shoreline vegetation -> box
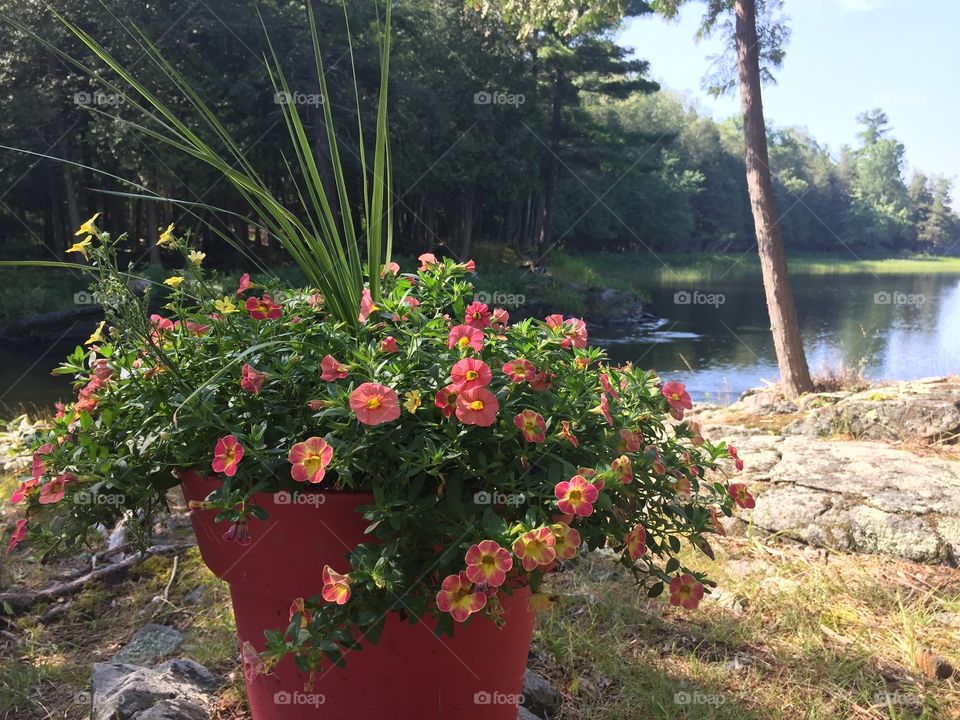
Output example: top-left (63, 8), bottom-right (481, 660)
top-left (1, 248), bottom-right (960, 331)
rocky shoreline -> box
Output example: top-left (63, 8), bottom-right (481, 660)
top-left (696, 377), bottom-right (960, 566)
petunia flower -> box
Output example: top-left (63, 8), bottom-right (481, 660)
top-left (359, 288), bottom-right (379, 322)
top-left (513, 410), bottom-right (546, 443)
top-left (661, 381), bottom-right (693, 419)
top-left (212, 435), bottom-right (244, 477)
top-left (600, 371), bottom-right (620, 400)
top-left (223, 520), bottom-right (251, 546)
top-left (559, 420), bottom-right (579, 447)
top-left (381, 261), bottom-right (400, 277)
top-left (380, 336), bottom-right (400, 354)
top-left (464, 540), bottom-right (513, 587)
top-left (618, 428), bottom-right (642, 453)
top-left (435, 571), bottom-right (486, 622)
top-left (455, 387), bottom-right (499, 427)
top-left (554, 475), bottom-right (599, 517)
top-left (625, 525), bottom-right (646, 560)
top-left (240, 364), bottom-right (267, 395)
top-left (241, 641), bottom-right (265, 682)
top-left (403, 390), bottom-right (422, 414)
top-left (76, 212), bottom-right (100, 238)
top-left (349, 383), bottom-right (401, 426)
top-left (669, 574), bottom-right (705, 610)
top-left (461, 259), bottom-right (476, 273)
top-left (491, 308), bottom-right (509, 329)
top-left (611, 455), bottom-right (633, 484)
top-left (235, 272), bottom-right (252, 295)
top-left (710, 506), bottom-right (727, 536)
top-left (417, 252), bottom-right (438, 271)
top-left (451, 358), bottom-right (492, 390)
top-left (289, 597), bottom-right (312, 628)
top-left (728, 445), bottom-right (744, 471)
top-left (322, 565), bottom-right (352, 604)
top-left (214, 297), bottom-right (238, 315)
top-left (590, 393), bottom-right (613, 425)
top-left (434, 385), bottom-right (460, 419)
top-left (674, 476), bottom-right (693, 500)
top-left (728, 482), bottom-right (755, 509)
top-left (246, 295), bottom-right (282, 320)
top-left (158, 223), bottom-right (175, 246)
top-left (10, 478), bottom-right (38, 505)
top-left (39, 472), bottom-right (76, 505)
top-left (546, 314), bottom-right (588, 349)
top-left (529, 370), bottom-right (554, 392)
top-left (320, 355), bottom-right (349, 381)
top-left (464, 301), bottom-right (491, 328)
top-left (502, 358), bottom-right (536, 383)
top-left (288, 436), bottom-right (334, 484)
top-left (163, 276), bottom-right (185, 288)
top-left (85, 321), bottom-right (106, 346)
top-left (6, 518), bottom-right (28, 553)
top-left (32, 443), bottom-right (54, 480)
top-left (551, 523), bottom-right (581, 561)
top-left (512, 527), bottom-right (557, 571)
top-left (67, 236), bottom-right (93, 259)
top-left (187, 250), bottom-right (205, 266)
top-left (448, 324), bottom-right (483, 352)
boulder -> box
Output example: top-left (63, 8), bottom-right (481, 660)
top-left (91, 658), bottom-right (222, 720)
top-left (522, 669), bottom-right (560, 718)
top-left (112, 624), bottom-right (184, 666)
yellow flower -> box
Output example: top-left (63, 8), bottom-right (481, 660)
top-left (85, 321), bottom-right (106, 346)
top-left (214, 297), bottom-right (238, 315)
top-left (163, 276), bottom-right (185, 288)
top-left (403, 390), bottom-right (422, 414)
top-left (75, 213), bottom-right (100, 237)
top-left (67, 236), bottom-right (93, 259)
top-left (157, 224), bottom-right (175, 247)
top-left (187, 250), bottom-right (206, 266)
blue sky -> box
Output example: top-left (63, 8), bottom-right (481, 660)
top-left (619, 0), bottom-right (960, 187)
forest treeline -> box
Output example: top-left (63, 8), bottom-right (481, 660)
top-left (0, 0), bottom-right (957, 270)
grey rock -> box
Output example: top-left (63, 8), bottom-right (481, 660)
top-left (522, 669), bottom-right (560, 717)
top-left (112, 624), bottom-right (184, 666)
top-left (91, 658), bottom-right (223, 720)
top-left (517, 706), bottom-right (543, 720)
top-left (155, 659), bottom-right (223, 693)
top-left (135, 699), bottom-right (208, 720)
top-left (182, 587), bottom-right (205, 606)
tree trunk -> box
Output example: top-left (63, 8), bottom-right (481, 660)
top-left (536, 65), bottom-right (563, 269)
top-left (735, 0), bottom-right (812, 397)
top-left (460, 190), bottom-right (474, 258)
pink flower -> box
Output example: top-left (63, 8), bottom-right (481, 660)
top-left (728, 483), bottom-right (755, 509)
top-left (241, 641), bottom-right (265, 681)
top-left (39, 472), bottom-right (76, 505)
top-left (464, 301), bottom-right (491, 329)
top-left (320, 355), bottom-right (349, 381)
top-left (669, 574), bottom-right (705, 610)
top-left (212, 436), bottom-right (244, 477)
top-left (491, 308), bottom-right (509, 329)
top-left (710, 507), bottom-right (727, 536)
top-left (359, 288), bottom-right (378, 322)
top-left (435, 571), bottom-right (486, 622)
top-left (451, 358), bottom-right (492, 391)
top-left (600, 371), bottom-right (620, 400)
top-left (10, 478), bottom-right (38, 505)
top-left (464, 540), bottom-right (513, 587)
top-left (551, 523), bottom-right (581, 561)
top-left (611, 455), bottom-right (633, 484)
top-left (728, 445), bottom-right (744, 471)
top-left (555, 475), bottom-right (599, 517)
top-left (559, 420), bottom-right (579, 447)
top-left (418, 252), bottom-right (438, 271)
top-left (6, 518), bottom-right (28, 553)
top-left (404, 296), bottom-right (420, 309)
top-left (513, 410), bottom-right (546, 443)
top-left (245, 294), bottom-right (281, 320)
top-left (236, 273), bottom-right (252, 295)
top-left (288, 436), bottom-right (334, 484)
top-left (546, 314), bottom-right (588, 349)
top-left (626, 525), bottom-right (646, 560)
top-left (512, 527), bottom-right (557, 571)
top-left (380, 337), bottom-right (400, 354)
top-left (455, 387), bottom-right (499, 427)
top-left (240, 364), bottom-right (267, 395)
top-left (619, 429), bottom-right (642, 453)
top-left (349, 383), bottom-right (401, 426)
top-left (434, 385), bottom-right (460, 419)
top-left (591, 393), bottom-right (613, 425)
top-left (461, 259), bottom-right (476, 273)
top-left (448, 325), bottom-right (484, 352)
top-left (32, 443), bottom-right (54, 480)
top-left (661, 381), bottom-right (693, 418)
top-left (381, 261), bottom-right (400, 277)
top-left (322, 565), bottom-right (352, 604)
top-left (93, 358), bottom-right (113, 381)
top-left (529, 370), bottom-right (554, 392)
top-left (502, 358), bottom-right (536, 383)
top-left (223, 521), bottom-right (251, 546)
top-left (674, 476), bottom-right (693, 500)
top-left (289, 598), bottom-right (312, 628)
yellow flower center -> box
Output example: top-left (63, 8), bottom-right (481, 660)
top-left (458, 337), bottom-right (470, 348)
top-left (465, 370), bottom-right (479, 381)
top-left (568, 490), bottom-right (582, 503)
top-left (366, 397), bottom-right (382, 410)
top-left (469, 400), bottom-right (484, 411)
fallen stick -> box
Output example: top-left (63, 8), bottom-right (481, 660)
top-left (0, 542), bottom-right (194, 613)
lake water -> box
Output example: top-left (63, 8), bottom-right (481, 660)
top-left (597, 270), bottom-right (960, 404)
top-left (2, 270), bottom-right (959, 412)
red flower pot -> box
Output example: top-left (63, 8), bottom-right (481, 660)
top-left (181, 473), bottom-right (536, 720)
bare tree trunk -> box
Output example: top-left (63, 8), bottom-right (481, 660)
top-left (536, 66), bottom-right (563, 270)
top-left (735, 0), bottom-right (812, 397)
